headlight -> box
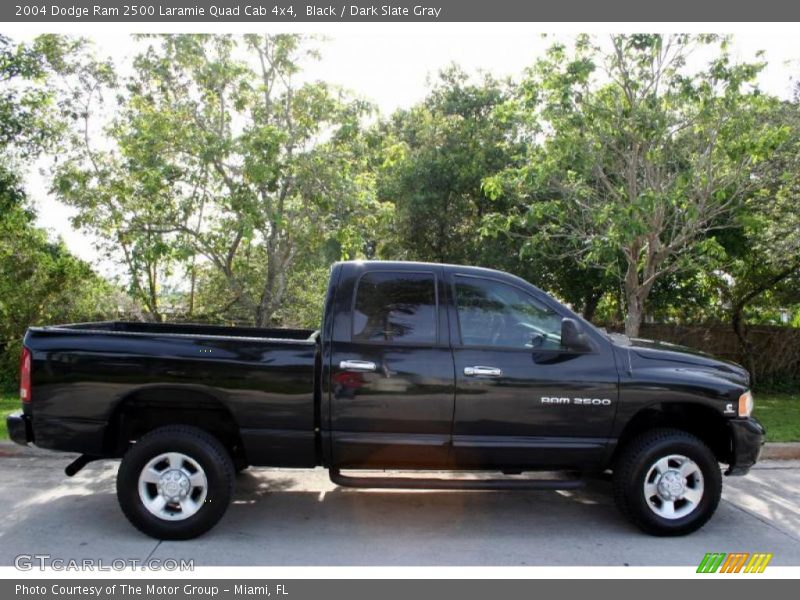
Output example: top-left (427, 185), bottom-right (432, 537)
top-left (738, 391), bottom-right (754, 417)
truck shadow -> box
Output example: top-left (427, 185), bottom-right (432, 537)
top-left (5, 458), bottom-right (799, 566)
top-left (226, 468), bottom-right (629, 544)
top-left (0, 461), bottom-right (634, 566)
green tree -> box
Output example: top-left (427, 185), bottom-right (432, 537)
top-left (1, 34), bottom-right (76, 156)
top-left (485, 34), bottom-right (785, 336)
top-left (0, 34), bottom-right (118, 387)
top-left (712, 98), bottom-right (800, 382)
top-left (376, 67), bottom-right (522, 265)
top-left (55, 34), bottom-right (390, 326)
top-left (0, 170), bottom-right (119, 387)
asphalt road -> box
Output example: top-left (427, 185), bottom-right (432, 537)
top-left (1, 443), bottom-right (799, 567)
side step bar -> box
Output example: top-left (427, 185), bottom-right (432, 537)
top-left (329, 469), bottom-right (585, 490)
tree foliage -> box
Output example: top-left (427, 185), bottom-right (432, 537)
top-left (0, 35), bottom-right (118, 388)
top-left (484, 34), bottom-right (787, 336)
top-left (2, 33), bottom-right (799, 384)
top-left (711, 99), bottom-right (800, 382)
top-left (375, 66), bottom-right (523, 265)
top-left (0, 170), bottom-right (119, 387)
top-left (55, 34), bottom-right (392, 325)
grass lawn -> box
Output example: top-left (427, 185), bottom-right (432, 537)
top-left (753, 391), bottom-right (800, 443)
top-left (0, 390), bottom-right (797, 442)
top-left (1, 392), bottom-right (20, 440)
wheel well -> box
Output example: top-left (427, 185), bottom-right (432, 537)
top-left (104, 388), bottom-right (245, 463)
top-left (612, 403), bottom-right (732, 466)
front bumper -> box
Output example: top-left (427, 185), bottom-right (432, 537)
top-left (726, 417), bottom-right (765, 476)
top-left (6, 411), bottom-right (33, 446)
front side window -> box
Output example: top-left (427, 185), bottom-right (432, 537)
top-left (352, 272), bottom-right (437, 343)
top-left (454, 276), bottom-right (562, 349)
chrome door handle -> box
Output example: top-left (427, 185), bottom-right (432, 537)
top-left (339, 360), bottom-right (377, 372)
top-left (464, 366), bottom-right (503, 377)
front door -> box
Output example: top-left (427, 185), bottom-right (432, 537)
top-left (330, 268), bottom-right (455, 469)
top-left (449, 274), bottom-right (618, 470)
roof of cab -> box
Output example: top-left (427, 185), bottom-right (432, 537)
top-left (335, 260), bottom-right (539, 291)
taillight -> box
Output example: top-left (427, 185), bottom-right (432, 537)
top-left (20, 347), bottom-right (31, 403)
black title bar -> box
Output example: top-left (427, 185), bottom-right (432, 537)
top-left (4, 0), bottom-right (800, 22)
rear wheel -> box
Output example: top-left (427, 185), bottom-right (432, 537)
top-left (117, 426), bottom-right (234, 540)
top-left (613, 428), bottom-right (721, 536)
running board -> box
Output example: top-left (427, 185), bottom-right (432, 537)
top-left (329, 469), bottom-right (585, 490)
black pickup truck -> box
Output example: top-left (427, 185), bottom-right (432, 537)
top-left (7, 260), bottom-right (764, 539)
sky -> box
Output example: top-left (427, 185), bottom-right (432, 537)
top-left (17, 32), bottom-right (800, 274)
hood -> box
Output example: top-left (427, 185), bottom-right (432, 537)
top-left (608, 333), bottom-right (750, 387)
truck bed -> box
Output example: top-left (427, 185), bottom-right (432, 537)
top-left (23, 321), bottom-right (321, 467)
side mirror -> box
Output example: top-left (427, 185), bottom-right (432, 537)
top-left (561, 318), bottom-right (591, 352)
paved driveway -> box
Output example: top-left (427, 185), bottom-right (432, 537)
top-left (1, 443), bottom-right (798, 566)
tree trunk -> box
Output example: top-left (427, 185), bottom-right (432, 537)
top-left (187, 198), bottom-right (204, 318)
top-left (147, 261), bottom-right (162, 323)
top-left (624, 292), bottom-right (642, 337)
top-left (188, 259), bottom-right (196, 317)
top-left (623, 261), bottom-right (643, 337)
top-left (256, 253), bottom-right (277, 328)
top-left (581, 289), bottom-right (602, 322)
top-left (255, 293), bottom-right (272, 328)
top-left (729, 263), bottom-right (799, 386)
top-left (255, 230), bottom-right (292, 328)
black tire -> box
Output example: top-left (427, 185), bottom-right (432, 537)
top-left (117, 425), bottom-right (235, 540)
top-left (612, 428), bottom-right (722, 536)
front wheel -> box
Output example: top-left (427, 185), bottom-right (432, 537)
top-left (117, 426), bottom-right (235, 540)
top-left (613, 428), bottom-right (722, 536)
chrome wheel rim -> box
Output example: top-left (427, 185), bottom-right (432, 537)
top-left (643, 454), bottom-right (704, 520)
top-left (138, 452), bottom-right (207, 521)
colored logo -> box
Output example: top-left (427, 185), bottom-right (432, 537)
top-left (697, 552), bottom-right (772, 573)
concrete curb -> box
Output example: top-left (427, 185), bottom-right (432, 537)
top-left (761, 442), bottom-right (800, 461)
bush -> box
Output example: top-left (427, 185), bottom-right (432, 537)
top-left (0, 171), bottom-right (119, 389)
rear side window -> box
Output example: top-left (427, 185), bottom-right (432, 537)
top-left (352, 272), bottom-right (437, 344)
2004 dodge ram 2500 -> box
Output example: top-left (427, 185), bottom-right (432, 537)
top-left (7, 260), bottom-right (764, 540)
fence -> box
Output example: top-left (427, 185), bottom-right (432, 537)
top-left (634, 323), bottom-right (800, 386)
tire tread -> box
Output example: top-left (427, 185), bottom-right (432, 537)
top-left (116, 425), bottom-right (235, 540)
top-left (612, 427), bottom-right (721, 536)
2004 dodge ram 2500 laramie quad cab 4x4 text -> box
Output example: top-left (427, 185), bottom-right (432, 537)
top-left (7, 261), bottom-right (764, 540)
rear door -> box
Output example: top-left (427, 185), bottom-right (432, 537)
top-left (328, 265), bottom-right (455, 468)
top-left (448, 273), bottom-right (618, 470)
